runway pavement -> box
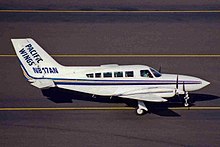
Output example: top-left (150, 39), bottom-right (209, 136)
top-left (0, 3), bottom-right (220, 147)
top-left (1, 0), bottom-right (220, 10)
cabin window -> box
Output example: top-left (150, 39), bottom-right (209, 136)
top-left (86, 73), bottom-right (94, 78)
top-left (140, 70), bottom-right (153, 78)
top-left (150, 68), bottom-right (161, 77)
top-left (95, 73), bottom-right (101, 78)
top-left (114, 71), bottom-right (123, 77)
top-left (125, 71), bottom-right (134, 77)
top-left (103, 72), bottom-right (112, 78)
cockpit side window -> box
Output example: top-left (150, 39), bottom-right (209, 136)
top-left (140, 70), bottom-right (153, 78)
top-left (150, 68), bottom-right (161, 77)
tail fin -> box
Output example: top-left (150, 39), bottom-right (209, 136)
top-left (11, 38), bottom-right (62, 88)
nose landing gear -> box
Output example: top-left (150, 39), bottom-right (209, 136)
top-left (184, 92), bottom-right (190, 107)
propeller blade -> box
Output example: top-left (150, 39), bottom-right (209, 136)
top-left (183, 81), bottom-right (185, 92)
top-left (176, 75), bottom-right (179, 89)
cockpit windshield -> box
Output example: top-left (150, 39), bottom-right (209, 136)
top-left (150, 68), bottom-right (162, 77)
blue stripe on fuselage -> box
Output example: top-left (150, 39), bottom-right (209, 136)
top-left (54, 81), bottom-right (201, 86)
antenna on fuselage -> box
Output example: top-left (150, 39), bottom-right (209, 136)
top-left (159, 65), bottom-right (162, 73)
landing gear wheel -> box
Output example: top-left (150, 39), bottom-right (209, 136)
top-left (184, 102), bottom-right (189, 107)
top-left (136, 101), bottom-right (148, 115)
top-left (136, 108), bottom-right (144, 115)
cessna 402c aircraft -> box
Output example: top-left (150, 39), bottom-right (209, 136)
top-left (12, 38), bottom-right (210, 115)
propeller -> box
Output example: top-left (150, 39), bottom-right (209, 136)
top-left (176, 76), bottom-right (187, 94)
top-left (175, 75), bottom-right (179, 95)
top-left (176, 76), bottom-right (189, 106)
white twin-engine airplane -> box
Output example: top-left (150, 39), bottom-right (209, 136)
top-left (12, 38), bottom-right (210, 115)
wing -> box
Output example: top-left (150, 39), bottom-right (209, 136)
top-left (116, 87), bottom-right (176, 102)
top-left (118, 94), bottom-right (167, 102)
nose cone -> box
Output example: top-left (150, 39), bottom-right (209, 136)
top-left (187, 77), bottom-right (210, 91)
top-left (201, 79), bottom-right (210, 88)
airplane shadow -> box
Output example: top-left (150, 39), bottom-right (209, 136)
top-left (42, 87), bottom-right (124, 104)
top-left (42, 88), bottom-right (220, 117)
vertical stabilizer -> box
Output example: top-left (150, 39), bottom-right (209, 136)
top-left (11, 38), bottom-right (62, 84)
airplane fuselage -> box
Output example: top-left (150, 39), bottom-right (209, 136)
top-left (22, 64), bottom-right (209, 98)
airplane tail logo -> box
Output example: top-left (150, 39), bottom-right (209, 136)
top-left (11, 38), bottom-right (63, 81)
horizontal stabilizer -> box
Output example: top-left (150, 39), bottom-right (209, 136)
top-left (29, 79), bottom-right (55, 89)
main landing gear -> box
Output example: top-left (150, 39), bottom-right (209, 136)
top-left (184, 92), bottom-right (190, 107)
top-left (136, 101), bottom-right (148, 115)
